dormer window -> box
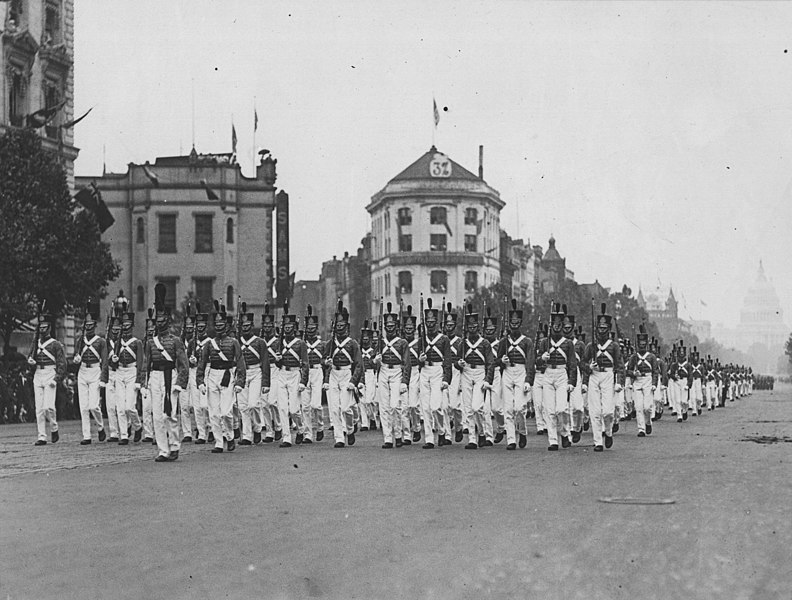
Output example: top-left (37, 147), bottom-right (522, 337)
top-left (44, 2), bottom-right (62, 45)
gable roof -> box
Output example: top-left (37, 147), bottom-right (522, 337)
top-left (389, 146), bottom-right (480, 183)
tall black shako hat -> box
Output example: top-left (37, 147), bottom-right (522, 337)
top-left (304, 304), bottom-right (318, 328)
top-left (38, 299), bottom-right (55, 327)
top-left (561, 303), bottom-right (575, 328)
top-left (550, 302), bottom-right (564, 325)
top-left (239, 302), bottom-right (255, 326)
top-left (443, 302), bottom-right (458, 327)
top-left (194, 301), bottom-right (208, 325)
top-left (361, 319), bottom-right (373, 334)
top-left (261, 302), bottom-right (275, 326)
top-left (464, 302), bottom-right (478, 325)
top-left (110, 302), bottom-right (125, 328)
top-left (281, 300), bottom-right (297, 326)
top-left (145, 308), bottom-right (155, 330)
top-left (423, 297), bottom-right (439, 321)
top-left (401, 304), bottom-right (416, 328)
top-left (212, 300), bottom-right (227, 328)
top-left (384, 302), bottom-right (398, 327)
top-left (334, 299), bottom-right (349, 326)
top-left (637, 323), bottom-right (649, 343)
top-left (596, 303), bottom-right (612, 330)
top-left (154, 283), bottom-right (171, 318)
top-left (508, 299), bottom-right (522, 322)
top-left (84, 298), bottom-right (99, 326)
top-left (483, 306), bottom-right (497, 331)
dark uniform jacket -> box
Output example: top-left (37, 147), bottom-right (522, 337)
top-left (626, 351), bottom-right (659, 387)
top-left (142, 332), bottom-right (189, 389)
top-left (581, 337), bottom-right (626, 387)
top-left (419, 331), bottom-right (452, 384)
top-left (240, 333), bottom-right (271, 388)
top-left (278, 335), bottom-right (309, 385)
top-left (33, 336), bottom-right (67, 383)
top-left (196, 334), bottom-right (245, 389)
top-left (459, 334), bottom-right (495, 385)
top-left (535, 335), bottom-right (577, 387)
top-left (378, 333), bottom-right (411, 385)
top-left (102, 334), bottom-right (144, 385)
top-left (323, 335), bottom-right (364, 387)
top-left (496, 332), bottom-right (536, 385)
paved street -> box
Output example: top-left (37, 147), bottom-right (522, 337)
top-left (0, 388), bottom-right (790, 600)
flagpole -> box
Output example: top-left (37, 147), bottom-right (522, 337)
top-left (432, 93), bottom-right (435, 148)
top-left (253, 96), bottom-right (257, 175)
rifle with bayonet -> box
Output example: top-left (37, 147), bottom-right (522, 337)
top-left (27, 299), bottom-right (46, 363)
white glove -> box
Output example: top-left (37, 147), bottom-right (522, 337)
top-left (357, 383), bottom-right (365, 393)
top-left (322, 383), bottom-right (329, 391)
top-left (261, 386), bottom-right (270, 395)
top-left (582, 384), bottom-right (588, 393)
top-left (346, 383), bottom-right (356, 391)
top-left (661, 385), bottom-right (667, 391)
top-left (482, 382), bottom-right (492, 392)
top-left (419, 352), bottom-right (427, 363)
top-left (373, 354), bottom-right (382, 365)
top-left (134, 383), bottom-right (141, 390)
top-left (298, 383), bottom-right (306, 392)
top-left (73, 355), bottom-right (82, 364)
top-left (48, 381), bottom-right (57, 389)
top-left (440, 382), bottom-right (449, 391)
top-left (614, 383), bottom-right (623, 393)
top-left (541, 352), bottom-right (550, 361)
top-left (27, 357), bottom-right (36, 366)
top-left (651, 385), bottom-right (657, 392)
top-left (523, 382), bottom-right (531, 394)
top-left (111, 354), bottom-right (119, 364)
top-left (502, 356), bottom-right (511, 366)
top-left (566, 384), bottom-right (574, 393)
top-left (457, 360), bottom-right (467, 369)
top-left (199, 384), bottom-right (207, 395)
top-left (274, 353), bottom-right (282, 362)
top-left (399, 383), bottom-right (408, 394)
top-left (189, 356), bottom-right (197, 367)
top-left (98, 381), bottom-right (106, 389)
top-left (234, 385), bottom-right (243, 394)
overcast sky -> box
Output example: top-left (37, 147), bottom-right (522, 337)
top-left (73, 1), bottom-right (792, 329)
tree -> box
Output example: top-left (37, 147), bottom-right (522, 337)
top-left (0, 129), bottom-right (120, 355)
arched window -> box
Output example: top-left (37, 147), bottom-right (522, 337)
top-left (136, 286), bottom-right (145, 311)
top-left (226, 285), bottom-right (234, 311)
top-left (226, 218), bottom-right (234, 243)
top-left (136, 217), bottom-right (144, 244)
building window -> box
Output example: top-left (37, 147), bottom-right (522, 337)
top-left (43, 79), bottom-right (62, 139)
top-left (194, 214), bottom-right (213, 253)
top-left (158, 215), bottom-right (176, 253)
top-left (136, 218), bottom-right (145, 244)
top-left (226, 285), bottom-right (234, 311)
top-left (398, 207), bottom-right (412, 226)
top-left (399, 234), bottom-right (412, 252)
top-left (156, 278), bottom-right (178, 308)
top-left (194, 278), bottom-right (213, 310)
top-left (465, 207), bottom-right (478, 225)
top-left (398, 271), bottom-right (412, 295)
top-left (226, 218), bottom-right (234, 243)
top-left (430, 234), bottom-right (447, 252)
top-left (44, 1), bottom-right (61, 44)
top-left (7, 68), bottom-right (26, 128)
top-left (385, 273), bottom-right (391, 297)
top-left (8, 0), bottom-right (23, 27)
top-left (465, 234), bottom-right (477, 252)
top-left (430, 206), bottom-right (447, 225)
top-left (465, 271), bottom-right (478, 293)
top-left (136, 286), bottom-right (145, 311)
top-left (430, 271), bottom-right (448, 294)
top-left (384, 210), bottom-right (390, 230)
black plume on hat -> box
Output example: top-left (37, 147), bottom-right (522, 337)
top-left (511, 299), bottom-right (517, 310)
top-left (427, 298), bottom-right (432, 309)
top-left (241, 301), bottom-right (247, 313)
top-left (447, 302), bottom-right (453, 313)
top-left (213, 300), bottom-right (220, 313)
top-left (387, 302), bottom-right (392, 313)
top-left (307, 304), bottom-right (313, 316)
top-left (601, 303), bottom-right (607, 315)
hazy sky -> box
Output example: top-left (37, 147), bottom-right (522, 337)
top-left (73, 1), bottom-right (792, 328)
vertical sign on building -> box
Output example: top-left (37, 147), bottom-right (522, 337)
top-left (275, 190), bottom-right (290, 301)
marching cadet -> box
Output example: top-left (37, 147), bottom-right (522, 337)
top-left (178, 306), bottom-right (197, 442)
top-left (274, 305), bottom-right (308, 448)
top-left (704, 356), bottom-right (719, 411)
top-left (301, 306), bottom-right (326, 443)
top-left (260, 305), bottom-right (284, 443)
top-left (562, 308), bottom-right (585, 443)
top-left (577, 326), bottom-right (591, 431)
top-left (73, 299), bottom-right (107, 445)
top-left (689, 347), bottom-right (705, 416)
top-left (535, 303), bottom-right (577, 451)
top-left (497, 299), bottom-right (534, 450)
top-left (670, 343), bottom-right (692, 422)
top-left (103, 305), bottom-right (144, 444)
top-left (456, 304), bottom-right (495, 450)
top-left (141, 283), bottom-right (189, 461)
top-left (650, 338), bottom-right (667, 421)
top-left (625, 324), bottom-right (658, 437)
top-left (359, 321), bottom-right (379, 431)
top-left (322, 302), bottom-right (364, 448)
top-left (581, 303), bottom-right (625, 452)
top-left (417, 298), bottom-right (452, 449)
top-left (198, 302), bottom-right (246, 453)
top-left (140, 310), bottom-right (156, 443)
top-left (28, 303), bottom-right (65, 445)
top-left (613, 335), bottom-right (628, 429)
top-left (481, 308), bottom-right (502, 446)
top-left (103, 306), bottom-right (122, 443)
top-left (237, 303), bottom-right (271, 445)
top-left (442, 304), bottom-right (465, 443)
top-left (401, 306), bottom-right (422, 445)
top-left (532, 322), bottom-right (549, 436)
top-left (187, 306), bottom-right (211, 443)
top-left (375, 302), bottom-right (411, 448)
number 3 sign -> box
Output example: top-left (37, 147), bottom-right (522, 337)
top-left (429, 153), bottom-right (452, 178)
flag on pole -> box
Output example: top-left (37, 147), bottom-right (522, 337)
top-left (200, 179), bottom-right (219, 201)
top-left (142, 162), bottom-right (160, 187)
top-left (74, 182), bottom-right (115, 232)
top-left (25, 99), bottom-right (66, 129)
top-left (232, 123), bottom-right (238, 155)
top-left (433, 98), bottom-right (440, 127)
top-left (60, 106), bottom-right (93, 130)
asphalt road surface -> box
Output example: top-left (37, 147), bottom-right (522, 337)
top-left (1, 388), bottom-right (790, 600)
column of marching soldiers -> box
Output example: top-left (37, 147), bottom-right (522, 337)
top-left (27, 283), bottom-right (754, 461)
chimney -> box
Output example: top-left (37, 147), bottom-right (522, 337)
top-left (478, 145), bottom-right (484, 179)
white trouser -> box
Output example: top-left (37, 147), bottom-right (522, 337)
top-left (541, 367), bottom-right (569, 446)
top-left (446, 367), bottom-right (463, 436)
top-left (179, 368), bottom-right (196, 439)
top-left (490, 368), bottom-right (504, 435)
top-left (77, 364), bottom-right (104, 440)
top-left (149, 371), bottom-right (180, 457)
top-left (105, 371), bottom-right (119, 439)
top-left (461, 366), bottom-right (486, 446)
top-left (237, 365), bottom-right (263, 441)
top-left (362, 369), bottom-right (378, 426)
top-left (302, 366), bottom-right (324, 441)
top-left (206, 368), bottom-right (236, 448)
top-left (327, 367), bottom-right (355, 443)
top-left (402, 368), bottom-right (420, 439)
top-left (502, 364), bottom-right (529, 445)
top-left (533, 372), bottom-right (547, 432)
top-left (673, 379), bottom-right (689, 414)
top-left (261, 365), bottom-right (281, 435)
top-left (419, 364), bottom-right (445, 444)
top-left (277, 368), bottom-right (303, 444)
top-left (378, 366), bottom-right (404, 444)
top-left (588, 369), bottom-right (615, 447)
top-left (632, 375), bottom-right (653, 434)
top-left (33, 366), bottom-right (58, 441)
top-left (689, 379), bottom-right (703, 412)
top-left (568, 367), bottom-right (584, 432)
top-left (706, 381), bottom-right (717, 409)
top-left (114, 366), bottom-right (141, 439)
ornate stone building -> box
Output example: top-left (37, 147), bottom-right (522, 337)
top-left (366, 146), bottom-right (505, 313)
top-left (1, 0), bottom-right (78, 188)
top-left (637, 285), bottom-right (691, 344)
top-left (76, 150), bottom-right (279, 335)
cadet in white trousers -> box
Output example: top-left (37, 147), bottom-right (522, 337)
top-left (497, 299), bottom-right (535, 450)
top-left (274, 308), bottom-right (308, 447)
top-left (441, 308), bottom-right (464, 443)
top-left (456, 305), bottom-right (495, 450)
top-left (187, 307), bottom-right (211, 443)
top-left (481, 310), bottom-right (502, 446)
top-left (302, 308), bottom-right (326, 443)
top-left (103, 307), bottom-right (144, 444)
top-left (401, 307), bottom-right (422, 445)
top-left (359, 322), bottom-right (379, 431)
top-left (417, 298), bottom-right (452, 449)
top-left (28, 306), bottom-right (64, 445)
top-left (625, 325), bottom-right (658, 437)
top-left (237, 305), bottom-right (270, 445)
top-left (260, 304), bottom-right (283, 443)
top-left (73, 300), bottom-right (107, 445)
top-left (375, 303), bottom-right (411, 448)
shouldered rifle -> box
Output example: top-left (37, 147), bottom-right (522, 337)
top-left (28, 299), bottom-right (46, 362)
top-left (501, 295), bottom-right (508, 339)
top-left (419, 293), bottom-right (425, 354)
top-left (440, 296), bottom-right (446, 336)
top-left (326, 298), bottom-right (342, 363)
top-left (590, 298), bottom-right (596, 367)
top-left (278, 300), bottom-right (288, 353)
top-left (461, 300), bottom-right (469, 363)
top-left (398, 298), bottom-right (404, 338)
top-left (237, 295), bottom-right (243, 340)
top-left (378, 296), bottom-right (384, 354)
